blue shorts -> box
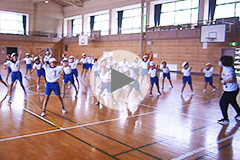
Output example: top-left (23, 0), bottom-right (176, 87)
top-left (130, 81), bottom-right (140, 91)
top-left (141, 69), bottom-right (149, 77)
top-left (150, 76), bottom-right (159, 86)
top-left (64, 73), bottom-right (74, 84)
top-left (88, 64), bottom-right (93, 69)
top-left (11, 71), bottom-right (23, 83)
top-left (100, 82), bottom-right (111, 93)
top-left (45, 82), bottom-right (60, 96)
top-left (8, 67), bottom-right (12, 73)
top-left (26, 64), bottom-right (32, 70)
top-left (72, 69), bottom-right (78, 77)
top-left (94, 71), bottom-right (99, 77)
top-left (37, 68), bottom-right (45, 78)
top-left (133, 68), bottom-right (139, 76)
top-left (0, 74), bottom-right (2, 81)
top-left (83, 63), bottom-right (88, 70)
top-left (46, 61), bottom-right (49, 65)
top-left (163, 73), bottom-right (171, 80)
top-left (183, 76), bottom-right (192, 85)
top-left (205, 77), bottom-right (213, 85)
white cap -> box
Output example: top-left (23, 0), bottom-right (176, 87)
top-left (134, 57), bottom-right (138, 61)
top-left (82, 53), bottom-right (86, 56)
top-left (11, 53), bottom-right (17, 58)
top-left (26, 53), bottom-right (30, 56)
top-left (62, 58), bottom-right (68, 62)
top-left (206, 63), bottom-right (211, 66)
top-left (143, 55), bottom-right (148, 58)
top-left (49, 58), bottom-right (57, 63)
top-left (46, 51), bottom-right (50, 54)
top-left (69, 55), bottom-right (74, 59)
top-left (182, 61), bottom-right (188, 67)
top-left (149, 61), bottom-right (155, 66)
top-left (34, 57), bottom-right (39, 61)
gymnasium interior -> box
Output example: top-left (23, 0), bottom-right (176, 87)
top-left (0, 0), bottom-right (240, 159)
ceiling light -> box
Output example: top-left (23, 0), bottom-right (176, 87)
top-left (44, 0), bottom-right (49, 4)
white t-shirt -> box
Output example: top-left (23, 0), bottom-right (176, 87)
top-left (43, 64), bottom-right (63, 83)
top-left (63, 66), bottom-right (72, 75)
top-left (107, 59), bottom-right (116, 67)
top-left (119, 61), bottom-right (130, 73)
top-left (23, 57), bottom-right (33, 64)
top-left (161, 66), bottom-right (169, 73)
top-left (44, 55), bottom-right (51, 63)
top-left (33, 62), bottom-right (43, 70)
top-left (92, 64), bottom-right (99, 72)
top-left (131, 61), bottom-right (141, 69)
top-left (80, 58), bottom-right (87, 64)
top-left (148, 68), bottom-right (158, 78)
top-left (100, 71), bottom-right (111, 83)
top-left (222, 66), bottom-right (238, 92)
top-left (203, 67), bottom-right (214, 77)
top-left (4, 60), bottom-right (20, 72)
top-left (69, 59), bottom-right (79, 70)
top-left (181, 67), bottom-right (191, 76)
top-left (86, 57), bottom-right (93, 64)
top-left (140, 59), bottom-right (150, 69)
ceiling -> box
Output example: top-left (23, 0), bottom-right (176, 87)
top-left (30, 0), bottom-right (87, 7)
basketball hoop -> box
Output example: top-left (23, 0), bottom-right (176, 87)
top-left (206, 37), bottom-right (216, 42)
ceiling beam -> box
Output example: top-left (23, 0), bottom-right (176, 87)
top-left (60, 0), bottom-right (83, 7)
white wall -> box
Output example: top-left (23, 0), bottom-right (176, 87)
top-left (0, 1), bottom-right (64, 37)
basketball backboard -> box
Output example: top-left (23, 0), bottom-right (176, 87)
top-left (201, 24), bottom-right (226, 43)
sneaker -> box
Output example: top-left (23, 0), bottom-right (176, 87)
top-left (212, 88), bottom-right (217, 92)
top-left (203, 89), bottom-right (206, 93)
top-left (36, 85), bottom-right (40, 90)
top-left (61, 94), bottom-right (65, 98)
top-left (62, 107), bottom-right (67, 114)
top-left (235, 114), bottom-right (240, 121)
top-left (158, 92), bottom-right (162, 96)
top-left (75, 92), bottom-right (78, 98)
top-left (139, 95), bottom-right (144, 100)
top-left (217, 119), bottom-right (229, 125)
top-left (95, 101), bottom-right (100, 105)
top-left (8, 96), bottom-right (12, 103)
top-left (162, 86), bottom-right (164, 89)
top-left (192, 92), bottom-right (196, 95)
top-left (41, 111), bottom-right (45, 117)
top-left (149, 94), bottom-right (153, 97)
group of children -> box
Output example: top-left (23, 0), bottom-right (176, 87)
top-left (1, 51), bottom-right (239, 125)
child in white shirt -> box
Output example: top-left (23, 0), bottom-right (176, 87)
top-left (80, 53), bottom-right (88, 78)
top-left (201, 63), bottom-right (217, 93)
top-left (41, 57), bottom-right (66, 117)
top-left (23, 53), bottom-right (33, 78)
top-left (140, 54), bottom-right (152, 84)
top-left (61, 58), bottom-right (78, 98)
top-left (4, 53), bottom-right (27, 103)
top-left (161, 61), bottom-right (173, 89)
top-left (148, 61), bottom-right (161, 97)
top-left (181, 61), bottom-right (195, 96)
top-left (31, 56), bottom-right (46, 90)
top-left (69, 56), bottom-right (80, 88)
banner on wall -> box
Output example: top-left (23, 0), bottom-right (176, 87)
top-left (79, 35), bottom-right (88, 46)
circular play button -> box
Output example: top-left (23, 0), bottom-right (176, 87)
top-left (90, 50), bottom-right (149, 112)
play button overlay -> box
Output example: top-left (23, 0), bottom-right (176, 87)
top-left (111, 68), bottom-right (135, 92)
top-left (90, 50), bottom-right (149, 113)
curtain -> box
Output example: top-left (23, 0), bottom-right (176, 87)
top-left (90, 16), bottom-right (95, 35)
top-left (71, 19), bottom-right (74, 36)
top-left (22, 15), bottom-right (26, 35)
top-left (208, 0), bottom-right (216, 24)
top-left (117, 11), bottom-right (123, 34)
top-left (154, 4), bottom-right (162, 27)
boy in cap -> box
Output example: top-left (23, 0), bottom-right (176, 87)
top-left (148, 61), bottom-right (161, 97)
top-left (181, 61), bottom-right (195, 96)
top-left (23, 52), bottom-right (33, 78)
top-left (201, 63), bottom-right (217, 93)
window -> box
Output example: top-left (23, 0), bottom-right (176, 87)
top-left (160, 0), bottom-right (199, 26)
top-left (114, 6), bottom-right (146, 34)
top-left (72, 17), bottom-right (82, 36)
top-left (214, 0), bottom-right (240, 19)
top-left (87, 12), bottom-right (109, 36)
top-left (0, 11), bottom-right (25, 35)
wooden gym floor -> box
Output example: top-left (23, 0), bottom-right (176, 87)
top-left (0, 65), bottom-right (240, 160)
